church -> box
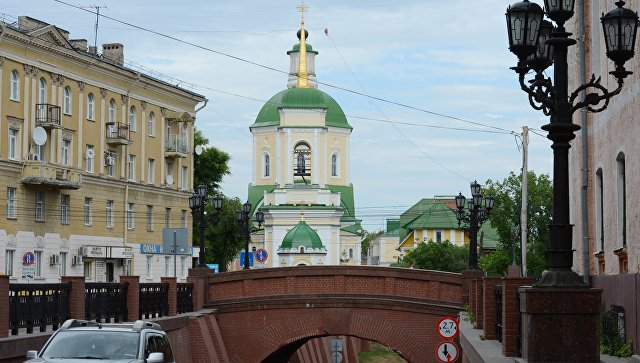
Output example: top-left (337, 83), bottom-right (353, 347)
top-left (245, 8), bottom-right (363, 268)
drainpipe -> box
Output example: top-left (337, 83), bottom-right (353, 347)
top-left (123, 73), bottom-right (141, 247)
top-left (578, 0), bottom-right (590, 284)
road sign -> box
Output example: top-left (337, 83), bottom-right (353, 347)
top-left (239, 251), bottom-right (254, 267)
top-left (437, 316), bottom-right (459, 340)
top-left (22, 265), bottom-right (36, 280)
top-left (255, 248), bottom-right (268, 263)
top-left (435, 341), bottom-right (459, 363)
top-left (331, 351), bottom-right (343, 363)
top-left (22, 251), bottom-right (35, 266)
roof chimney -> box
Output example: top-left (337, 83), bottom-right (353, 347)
top-left (102, 43), bottom-right (124, 66)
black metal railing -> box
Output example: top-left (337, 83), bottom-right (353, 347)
top-left (85, 283), bottom-right (128, 323)
top-left (35, 103), bottom-right (61, 128)
top-left (495, 284), bottom-right (503, 343)
top-left (9, 283), bottom-right (71, 335)
top-left (106, 122), bottom-right (130, 142)
top-left (139, 283), bottom-right (168, 319)
top-left (177, 283), bottom-right (194, 314)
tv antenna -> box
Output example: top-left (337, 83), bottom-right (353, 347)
top-left (82, 4), bottom-right (107, 49)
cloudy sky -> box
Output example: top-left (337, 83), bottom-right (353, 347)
top-left (4, 0), bottom-right (553, 231)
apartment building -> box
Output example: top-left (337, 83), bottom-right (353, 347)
top-left (0, 16), bottom-right (206, 283)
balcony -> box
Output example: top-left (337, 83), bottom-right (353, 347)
top-left (21, 161), bottom-right (82, 189)
top-left (165, 135), bottom-right (189, 158)
top-left (35, 104), bottom-right (61, 129)
top-left (106, 122), bottom-right (130, 145)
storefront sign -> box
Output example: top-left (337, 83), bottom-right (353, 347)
top-left (83, 246), bottom-right (107, 258)
top-left (140, 244), bottom-right (162, 254)
top-left (110, 247), bottom-right (134, 258)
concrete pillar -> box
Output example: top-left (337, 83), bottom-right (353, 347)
top-left (161, 277), bottom-right (177, 316)
top-left (120, 275), bottom-right (140, 321)
top-left (61, 276), bottom-right (86, 320)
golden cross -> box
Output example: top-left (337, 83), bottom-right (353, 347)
top-left (297, 1), bottom-right (308, 21)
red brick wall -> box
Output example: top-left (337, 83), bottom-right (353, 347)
top-left (0, 276), bottom-right (8, 339)
top-left (482, 277), bottom-right (501, 340)
top-left (501, 277), bottom-right (534, 357)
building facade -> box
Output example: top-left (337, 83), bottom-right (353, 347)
top-left (0, 16), bottom-right (205, 283)
top-left (239, 14), bottom-right (363, 270)
top-left (366, 219), bottom-right (401, 266)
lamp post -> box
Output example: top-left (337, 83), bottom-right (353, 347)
top-left (455, 181), bottom-right (495, 270)
top-left (188, 184), bottom-right (223, 268)
top-left (236, 201), bottom-right (265, 270)
top-left (506, 0), bottom-right (639, 286)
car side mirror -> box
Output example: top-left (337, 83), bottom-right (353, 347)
top-left (147, 352), bottom-right (164, 363)
top-left (26, 351), bottom-right (38, 359)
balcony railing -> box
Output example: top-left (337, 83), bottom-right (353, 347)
top-left (21, 162), bottom-right (82, 189)
top-left (106, 122), bottom-right (130, 145)
top-left (164, 134), bottom-right (189, 157)
top-left (35, 104), bottom-right (61, 128)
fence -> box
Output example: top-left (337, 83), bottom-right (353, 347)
top-left (9, 283), bottom-right (71, 335)
top-left (85, 283), bottom-right (128, 323)
top-left (139, 283), bottom-right (168, 319)
top-left (177, 283), bottom-right (193, 314)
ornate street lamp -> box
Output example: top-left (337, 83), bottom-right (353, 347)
top-left (455, 181), bottom-right (495, 270)
top-left (189, 184), bottom-right (223, 268)
top-left (236, 201), bottom-right (265, 270)
top-left (506, 0), bottom-right (638, 287)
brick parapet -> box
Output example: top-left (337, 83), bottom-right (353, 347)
top-left (0, 275), bottom-right (8, 338)
top-left (502, 277), bottom-right (534, 357)
top-left (61, 276), bottom-right (86, 320)
top-left (188, 268), bottom-right (213, 310)
top-left (472, 279), bottom-right (484, 330)
top-left (482, 277), bottom-right (501, 340)
top-left (120, 275), bottom-right (140, 321)
top-left (461, 269), bottom-right (484, 306)
top-left (161, 277), bottom-right (177, 316)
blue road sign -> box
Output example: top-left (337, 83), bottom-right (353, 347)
top-left (23, 252), bottom-right (35, 266)
top-left (239, 252), bottom-right (254, 267)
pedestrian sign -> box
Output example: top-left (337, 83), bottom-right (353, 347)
top-left (435, 341), bottom-right (459, 363)
top-left (437, 316), bottom-right (459, 340)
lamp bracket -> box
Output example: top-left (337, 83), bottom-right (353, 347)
top-left (519, 70), bottom-right (554, 116)
top-left (570, 73), bottom-right (623, 114)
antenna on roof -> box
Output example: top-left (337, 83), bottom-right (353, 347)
top-left (82, 4), bottom-right (107, 49)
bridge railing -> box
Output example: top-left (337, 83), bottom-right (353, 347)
top-left (1, 276), bottom-right (194, 338)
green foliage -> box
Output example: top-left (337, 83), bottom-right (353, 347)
top-left (360, 230), bottom-right (383, 255)
top-left (193, 129), bottom-right (231, 193)
top-left (201, 196), bottom-right (243, 272)
top-left (462, 305), bottom-right (476, 325)
top-left (401, 240), bottom-right (469, 273)
top-left (480, 171), bottom-right (552, 277)
top-left (358, 342), bottom-right (406, 363)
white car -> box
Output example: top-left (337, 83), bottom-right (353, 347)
top-left (24, 319), bottom-right (175, 363)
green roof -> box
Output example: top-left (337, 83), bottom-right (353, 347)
top-left (252, 88), bottom-right (352, 129)
top-left (406, 201), bottom-right (458, 230)
top-left (327, 184), bottom-right (357, 221)
top-left (341, 221), bottom-right (364, 236)
top-left (287, 43), bottom-right (319, 54)
top-left (384, 219), bottom-right (400, 237)
top-left (279, 220), bottom-right (324, 249)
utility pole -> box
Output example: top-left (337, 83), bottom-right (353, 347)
top-left (521, 126), bottom-right (529, 277)
top-left (82, 5), bottom-right (107, 49)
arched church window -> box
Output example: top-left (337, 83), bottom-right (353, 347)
top-left (263, 154), bottom-right (270, 177)
top-left (331, 153), bottom-right (339, 177)
top-left (300, 246), bottom-right (305, 253)
top-left (293, 142), bottom-right (311, 184)
top-left (349, 248), bottom-right (354, 259)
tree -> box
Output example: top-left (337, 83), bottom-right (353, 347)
top-left (401, 240), bottom-right (469, 273)
top-left (193, 128), bottom-right (230, 193)
top-left (203, 196), bottom-right (244, 272)
top-left (480, 171), bottom-right (552, 277)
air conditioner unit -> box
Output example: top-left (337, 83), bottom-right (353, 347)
top-left (49, 254), bottom-right (60, 265)
top-left (105, 156), bottom-right (115, 166)
top-left (72, 255), bottom-right (83, 266)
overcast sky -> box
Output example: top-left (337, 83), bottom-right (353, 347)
top-left (3, 0), bottom-right (553, 231)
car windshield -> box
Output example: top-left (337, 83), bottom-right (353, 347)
top-left (40, 330), bottom-right (140, 360)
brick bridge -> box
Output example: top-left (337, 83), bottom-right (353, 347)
top-left (188, 266), bottom-right (463, 362)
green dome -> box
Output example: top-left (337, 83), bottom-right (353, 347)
top-left (279, 220), bottom-right (324, 250)
top-left (252, 88), bottom-right (352, 129)
top-left (287, 43), bottom-right (319, 55)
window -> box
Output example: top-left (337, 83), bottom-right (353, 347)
top-left (180, 256), bottom-right (186, 278)
top-left (85, 145), bottom-right (95, 173)
top-left (165, 208), bottom-right (171, 228)
top-left (7, 187), bottom-right (16, 218)
top-left (127, 203), bottom-right (134, 230)
top-left (146, 255), bottom-right (152, 279)
top-left (331, 153), bottom-right (339, 177)
top-left (106, 151), bottom-right (115, 177)
top-left (263, 154), bottom-right (270, 177)
top-left (148, 159), bottom-right (155, 184)
top-left (62, 140), bottom-right (71, 165)
top-left (596, 168), bottom-right (604, 252)
top-left (129, 105), bottom-right (137, 132)
top-left (166, 161), bottom-right (173, 185)
top-left (84, 198), bottom-right (93, 226)
top-left (128, 154), bottom-right (136, 181)
top-left (166, 121), bottom-right (172, 137)
top-left (435, 230), bottom-right (443, 242)
top-left (38, 78), bottom-right (47, 103)
top-left (165, 256), bottom-right (171, 277)
top-left (8, 129), bottom-right (18, 160)
top-left (35, 191), bottom-right (44, 221)
top-left (84, 261), bottom-right (92, 279)
top-left (5, 250), bottom-right (14, 276)
top-left (293, 142), bottom-right (311, 180)
top-left (616, 153), bottom-right (626, 247)
top-left (349, 248), bottom-right (354, 259)
top-left (181, 166), bottom-right (188, 190)
top-left (148, 112), bottom-right (155, 136)
top-left (87, 93), bottom-right (95, 120)
top-left (61, 194), bottom-right (70, 224)
top-left (10, 70), bottom-right (19, 100)
top-left (35, 250), bottom-right (42, 277)
top-left (63, 86), bottom-right (71, 114)
top-left (35, 144), bottom-right (44, 162)
top-left (147, 205), bottom-right (153, 231)
top-left (181, 210), bottom-right (187, 228)
top-left (108, 99), bottom-right (116, 123)
top-left (59, 252), bottom-right (67, 276)
top-left (106, 200), bottom-right (114, 228)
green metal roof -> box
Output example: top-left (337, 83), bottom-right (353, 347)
top-left (279, 220), bottom-right (324, 249)
top-left (383, 219), bottom-right (400, 237)
top-left (287, 43), bottom-right (319, 54)
top-left (406, 201), bottom-right (459, 230)
top-left (341, 221), bottom-right (364, 236)
top-left (327, 184), bottom-right (357, 221)
top-left (251, 88), bottom-right (352, 129)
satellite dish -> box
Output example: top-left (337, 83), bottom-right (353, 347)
top-left (194, 145), bottom-right (203, 155)
top-left (32, 127), bottom-right (48, 146)
top-left (166, 175), bottom-right (174, 185)
top-left (86, 149), bottom-right (95, 159)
